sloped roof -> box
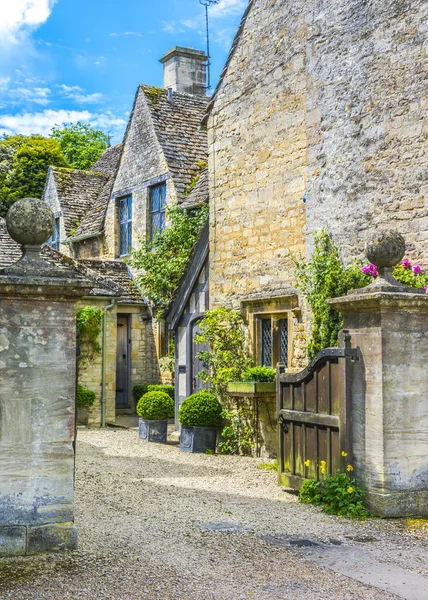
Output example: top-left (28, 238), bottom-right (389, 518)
top-left (179, 168), bottom-right (209, 209)
top-left (202, 0), bottom-right (254, 126)
top-left (0, 218), bottom-right (143, 303)
top-left (0, 217), bottom-right (21, 268)
top-left (66, 144), bottom-right (122, 242)
top-left (141, 85), bottom-right (208, 198)
top-left (51, 167), bottom-right (108, 236)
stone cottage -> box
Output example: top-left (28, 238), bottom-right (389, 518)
top-left (1, 46), bottom-right (210, 425)
top-left (200, 0), bottom-right (427, 370)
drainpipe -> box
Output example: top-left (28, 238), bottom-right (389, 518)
top-left (101, 299), bottom-right (116, 427)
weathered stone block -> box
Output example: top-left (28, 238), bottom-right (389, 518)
top-left (27, 523), bottom-right (77, 555)
top-left (0, 526), bottom-right (26, 557)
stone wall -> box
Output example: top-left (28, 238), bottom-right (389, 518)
top-left (305, 0), bottom-right (428, 267)
top-left (208, 0), bottom-right (308, 368)
top-left (103, 87), bottom-right (175, 260)
top-left (77, 299), bottom-right (117, 426)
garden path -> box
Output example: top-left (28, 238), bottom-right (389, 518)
top-left (1, 429), bottom-right (427, 599)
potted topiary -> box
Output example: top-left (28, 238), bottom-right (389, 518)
top-left (178, 391), bottom-right (223, 453)
top-left (226, 366), bottom-right (276, 395)
top-left (137, 390), bottom-right (174, 443)
top-left (77, 384), bottom-right (96, 426)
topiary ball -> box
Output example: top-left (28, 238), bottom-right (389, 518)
top-left (178, 391), bottom-right (223, 428)
top-left (77, 384), bottom-right (96, 408)
top-left (136, 391), bottom-right (174, 420)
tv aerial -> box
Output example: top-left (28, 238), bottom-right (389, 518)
top-left (199, 0), bottom-right (220, 90)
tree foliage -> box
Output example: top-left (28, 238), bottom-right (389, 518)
top-left (129, 203), bottom-right (209, 313)
top-left (50, 121), bottom-right (109, 170)
top-left (0, 135), bottom-right (69, 217)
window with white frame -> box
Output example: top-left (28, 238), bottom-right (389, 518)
top-left (119, 196), bottom-right (132, 256)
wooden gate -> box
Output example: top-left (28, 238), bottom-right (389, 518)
top-left (276, 333), bottom-right (357, 489)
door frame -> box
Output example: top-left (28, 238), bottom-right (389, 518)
top-left (116, 313), bottom-right (131, 411)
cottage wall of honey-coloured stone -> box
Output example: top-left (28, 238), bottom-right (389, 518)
top-left (207, 0), bottom-right (308, 369)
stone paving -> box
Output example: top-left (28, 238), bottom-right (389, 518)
top-left (1, 429), bottom-right (427, 600)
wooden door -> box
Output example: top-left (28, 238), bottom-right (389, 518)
top-left (116, 315), bottom-right (130, 407)
top-left (190, 320), bottom-right (208, 394)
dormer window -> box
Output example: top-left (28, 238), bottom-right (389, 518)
top-left (119, 196), bottom-right (132, 257)
top-left (150, 182), bottom-right (166, 240)
top-left (48, 217), bottom-right (60, 251)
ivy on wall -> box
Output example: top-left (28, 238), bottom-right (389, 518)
top-left (76, 306), bottom-right (104, 368)
top-left (129, 203), bottom-right (208, 314)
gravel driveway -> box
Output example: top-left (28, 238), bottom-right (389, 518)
top-left (1, 428), bottom-right (427, 600)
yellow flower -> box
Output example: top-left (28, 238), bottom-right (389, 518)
top-left (320, 466), bottom-right (326, 474)
top-left (346, 464), bottom-right (354, 472)
top-left (347, 487), bottom-right (354, 494)
top-left (341, 451), bottom-right (348, 457)
top-left (320, 460), bottom-right (326, 467)
top-left (304, 459), bottom-right (310, 467)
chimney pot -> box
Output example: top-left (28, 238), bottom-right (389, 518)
top-left (160, 46), bottom-right (207, 96)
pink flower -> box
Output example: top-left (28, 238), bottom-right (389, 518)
top-left (424, 286), bottom-right (428, 293)
top-left (412, 265), bottom-right (421, 275)
top-left (361, 264), bottom-right (378, 278)
top-left (401, 259), bottom-right (411, 269)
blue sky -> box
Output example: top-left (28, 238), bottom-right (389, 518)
top-left (0, 0), bottom-right (247, 142)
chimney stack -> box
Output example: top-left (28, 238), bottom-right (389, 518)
top-left (160, 47), bottom-right (207, 96)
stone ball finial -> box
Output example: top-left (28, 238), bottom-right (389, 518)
top-left (365, 230), bottom-right (406, 268)
top-left (6, 198), bottom-right (55, 246)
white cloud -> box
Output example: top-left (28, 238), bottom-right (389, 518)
top-left (210, 0), bottom-right (247, 19)
top-left (9, 86), bottom-right (51, 105)
top-left (58, 84), bottom-right (103, 104)
top-left (0, 109), bottom-right (128, 142)
top-left (124, 32), bottom-right (141, 37)
top-left (0, 109), bottom-right (92, 136)
top-left (0, 0), bottom-right (57, 44)
top-left (108, 32), bottom-right (119, 37)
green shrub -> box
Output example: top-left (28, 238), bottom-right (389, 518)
top-left (178, 391), bottom-right (223, 428)
top-left (147, 384), bottom-right (174, 400)
top-left (133, 384), bottom-right (175, 403)
top-left (298, 472), bottom-right (369, 518)
top-left (136, 391), bottom-right (174, 420)
top-left (242, 366), bottom-right (276, 382)
top-left (77, 384), bottom-right (96, 408)
top-left (299, 479), bottom-right (322, 505)
top-left (133, 384), bottom-right (149, 403)
top-left (218, 408), bottom-right (254, 455)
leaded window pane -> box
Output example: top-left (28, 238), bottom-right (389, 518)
top-left (279, 318), bottom-right (288, 366)
top-left (261, 319), bottom-right (272, 367)
top-left (119, 196), bottom-right (132, 256)
top-left (150, 183), bottom-right (166, 240)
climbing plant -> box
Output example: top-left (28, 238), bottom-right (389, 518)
top-left (295, 230), bottom-right (428, 358)
top-left (195, 307), bottom-right (252, 402)
top-left (293, 231), bottom-right (369, 358)
top-left (76, 306), bottom-right (103, 367)
top-left (129, 203), bottom-right (208, 314)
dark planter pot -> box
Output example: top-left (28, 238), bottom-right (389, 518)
top-left (139, 418), bottom-right (168, 443)
top-left (77, 406), bottom-right (89, 426)
top-left (180, 425), bottom-right (217, 454)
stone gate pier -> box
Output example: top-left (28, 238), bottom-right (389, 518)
top-left (0, 199), bottom-right (91, 556)
top-left (329, 231), bottom-right (428, 517)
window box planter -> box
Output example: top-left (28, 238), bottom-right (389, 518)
top-left (179, 425), bottom-right (217, 454)
top-left (226, 381), bottom-right (276, 396)
top-left (139, 418), bottom-right (168, 443)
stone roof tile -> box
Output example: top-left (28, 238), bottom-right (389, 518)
top-left (0, 217), bottom-right (22, 268)
top-left (179, 168), bottom-right (209, 209)
top-left (141, 85), bottom-right (208, 199)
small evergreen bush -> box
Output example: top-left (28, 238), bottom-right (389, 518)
top-left (241, 366), bottom-right (276, 382)
top-left (178, 391), bottom-right (223, 428)
top-left (133, 384), bottom-right (175, 403)
top-left (77, 385), bottom-right (96, 408)
top-left (133, 384), bottom-right (149, 403)
top-left (147, 384), bottom-right (174, 400)
top-left (136, 391), bottom-right (174, 420)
